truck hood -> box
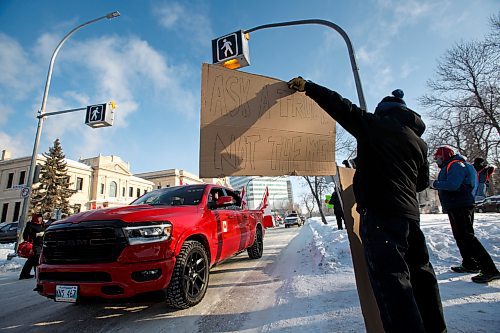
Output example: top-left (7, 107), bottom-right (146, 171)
top-left (54, 205), bottom-right (201, 224)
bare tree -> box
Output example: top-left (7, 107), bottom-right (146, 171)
top-left (302, 176), bottom-right (332, 224)
top-left (301, 192), bottom-right (316, 218)
top-left (335, 126), bottom-right (356, 160)
top-left (420, 14), bottom-right (499, 193)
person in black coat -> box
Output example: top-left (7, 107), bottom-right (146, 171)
top-left (19, 213), bottom-right (45, 280)
top-left (328, 188), bottom-right (344, 230)
top-left (288, 77), bottom-right (446, 333)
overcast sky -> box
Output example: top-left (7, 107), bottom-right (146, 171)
top-left (0, 0), bottom-right (498, 176)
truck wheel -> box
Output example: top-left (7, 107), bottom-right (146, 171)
top-left (478, 208), bottom-right (484, 213)
top-left (247, 227), bottom-right (263, 259)
top-left (166, 240), bottom-right (209, 309)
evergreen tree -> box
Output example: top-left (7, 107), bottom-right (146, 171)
top-left (30, 139), bottom-right (76, 219)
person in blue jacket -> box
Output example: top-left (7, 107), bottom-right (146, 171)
top-left (431, 145), bottom-right (499, 283)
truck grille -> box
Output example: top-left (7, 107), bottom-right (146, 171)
top-left (43, 221), bottom-right (128, 264)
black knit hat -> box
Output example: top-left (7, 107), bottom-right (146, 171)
top-left (375, 89), bottom-right (406, 114)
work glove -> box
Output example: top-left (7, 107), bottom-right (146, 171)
top-left (288, 76), bottom-right (307, 92)
top-left (429, 180), bottom-right (437, 190)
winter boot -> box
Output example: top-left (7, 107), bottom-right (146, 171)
top-left (471, 272), bottom-right (500, 283)
top-left (451, 265), bottom-right (480, 273)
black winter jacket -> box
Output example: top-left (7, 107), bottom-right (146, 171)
top-left (23, 222), bottom-right (45, 254)
top-left (305, 82), bottom-right (429, 220)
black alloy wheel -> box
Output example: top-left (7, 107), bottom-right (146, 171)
top-left (166, 240), bottom-right (209, 309)
top-left (247, 227), bottom-right (263, 259)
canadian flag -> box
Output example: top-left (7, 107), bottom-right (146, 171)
top-left (240, 187), bottom-right (247, 209)
top-left (257, 186), bottom-right (269, 211)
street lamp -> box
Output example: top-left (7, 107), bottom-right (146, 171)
top-left (212, 19), bottom-right (366, 110)
top-left (17, 11), bottom-right (120, 246)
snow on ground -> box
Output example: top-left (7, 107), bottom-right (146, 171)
top-left (245, 213), bottom-right (499, 332)
top-left (1, 213), bottom-right (499, 332)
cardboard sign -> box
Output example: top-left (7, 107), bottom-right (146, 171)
top-left (337, 166), bottom-right (384, 333)
top-left (199, 63), bottom-right (336, 178)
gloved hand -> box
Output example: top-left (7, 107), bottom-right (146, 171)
top-left (429, 180), bottom-right (437, 190)
top-left (288, 76), bottom-right (307, 92)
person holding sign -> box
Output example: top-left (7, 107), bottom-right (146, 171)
top-left (288, 77), bottom-right (446, 333)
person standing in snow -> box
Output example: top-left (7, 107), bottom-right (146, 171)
top-left (472, 157), bottom-right (495, 201)
top-left (19, 213), bottom-right (45, 279)
top-left (288, 77), bottom-right (446, 333)
top-left (431, 146), bottom-right (500, 283)
top-left (328, 188), bottom-right (344, 230)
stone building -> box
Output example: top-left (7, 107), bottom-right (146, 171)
top-left (0, 151), bottom-right (153, 223)
top-left (0, 149), bottom-right (230, 223)
top-left (135, 169), bottom-right (230, 189)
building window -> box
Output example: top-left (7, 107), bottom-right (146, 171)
top-left (100, 183), bottom-right (105, 195)
top-left (122, 187), bottom-right (126, 197)
top-left (76, 177), bottom-right (83, 191)
top-left (18, 171), bottom-right (26, 185)
top-left (7, 173), bottom-right (14, 188)
top-left (129, 187), bottom-right (133, 197)
top-left (13, 202), bottom-right (21, 222)
top-left (136, 188), bottom-right (141, 197)
top-left (1, 203), bottom-right (8, 222)
top-left (144, 189), bottom-right (147, 195)
top-left (109, 181), bottom-right (117, 197)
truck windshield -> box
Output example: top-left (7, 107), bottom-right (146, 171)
top-left (131, 185), bottom-right (206, 206)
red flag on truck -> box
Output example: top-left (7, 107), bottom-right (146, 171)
top-left (257, 186), bottom-right (269, 211)
top-left (240, 187), bottom-right (247, 209)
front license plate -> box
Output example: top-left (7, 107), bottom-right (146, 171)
top-left (55, 285), bottom-right (78, 303)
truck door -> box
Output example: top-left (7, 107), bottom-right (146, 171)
top-left (208, 188), bottom-right (238, 262)
top-left (223, 188), bottom-right (251, 252)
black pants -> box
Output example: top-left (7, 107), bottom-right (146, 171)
top-left (20, 255), bottom-right (39, 278)
top-left (334, 211), bottom-right (344, 230)
top-left (360, 211), bottom-right (446, 333)
top-left (447, 206), bottom-right (498, 274)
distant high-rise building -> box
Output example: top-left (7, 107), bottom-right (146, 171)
top-left (229, 176), bottom-right (292, 210)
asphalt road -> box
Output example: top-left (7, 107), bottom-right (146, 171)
top-left (0, 225), bottom-right (300, 333)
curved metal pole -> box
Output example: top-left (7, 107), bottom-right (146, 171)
top-left (17, 11), bottom-right (120, 250)
top-left (245, 19), bottom-right (367, 111)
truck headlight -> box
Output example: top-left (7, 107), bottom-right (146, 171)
top-left (123, 223), bottom-right (172, 245)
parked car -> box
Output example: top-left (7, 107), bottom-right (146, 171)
top-left (475, 195), bottom-right (500, 213)
top-left (0, 222), bottom-right (18, 243)
top-left (284, 213), bottom-right (303, 228)
top-left (37, 184), bottom-right (267, 308)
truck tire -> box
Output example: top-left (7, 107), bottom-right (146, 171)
top-left (247, 227), bottom-right (263, 259)
top-left (166, 240), bottom-right (209, 309)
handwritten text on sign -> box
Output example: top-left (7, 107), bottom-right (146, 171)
top-left (199, 64), bottom-right (336, 177)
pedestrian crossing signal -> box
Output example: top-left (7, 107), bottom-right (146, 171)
top-left (85, 102), bottom-right (116, 128)
top-left (212, 30), bottom-right (250, 70)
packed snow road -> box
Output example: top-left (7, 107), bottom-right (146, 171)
top-left (0, 225), bottom-right (310, 333)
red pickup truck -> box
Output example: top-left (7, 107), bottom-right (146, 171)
top-left (36, 184), bottom-right (266, 308)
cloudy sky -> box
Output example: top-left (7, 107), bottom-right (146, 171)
top-left (0, 0), bottom-right (498, 175)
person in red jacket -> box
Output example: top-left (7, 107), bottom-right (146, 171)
top-left (19, 213), bottom-right (45, 280)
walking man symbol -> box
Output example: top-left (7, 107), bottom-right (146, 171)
top-left (91, 106), bottom-right (101, 121)
top-left (222, 38), bottom-right (233, 57)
